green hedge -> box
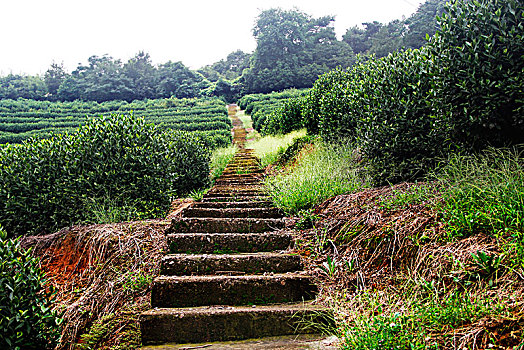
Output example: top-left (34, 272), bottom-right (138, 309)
top-left (0, 114), bottom-right (210, 236)
top-left (0, 97), bottom-right (230, 146)
top-left (0, 228), bottom-right (61, 349)
top-left (262, 97), bottom-right (305, 135)
top-left (429, 0), bottom-right (524, 150)
top-left (272, 0), bottom-right (523, 184)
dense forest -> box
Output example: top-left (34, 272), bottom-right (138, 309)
top-left (0, 0), bottom-right (445, 102)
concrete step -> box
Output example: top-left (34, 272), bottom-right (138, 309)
top-left (227, 161), bottom-right (259, 166)
top-left (167, 233), bottom-right (293, 254)
top-left (214, 180), bottom-right (260, 185)
top-left (151, 273), bottom-right (317, 308)
top-left (213, 183), bottom-right (261, 189)
top-left (203, 191), bottom-right (266, 198)
top-left (211, 185), bottom-right (263, 191)
top-left (222, 169), bottom-right (264, 175)
top-left (167, 218), bottom-right (284, 234)
top-left (222, 165), bottom-right (261, 169)
top-left (140, 334), bottom-right (338, 350)
top-left (160, 252), bottom-right (302, 276)
top-left (182, 207), bottom-right (283, 218)
top-left (191, 201), bottom-right (272, 209)
top-left (201, 196), bottom-right (268, 203)
top-left (218, 174), bottom-right (261, 180)
top-left (140, 303), bottom-right (333, 345)
top-left (208, 186), bottom-right (264, 192)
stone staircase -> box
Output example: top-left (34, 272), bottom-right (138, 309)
top-left (140, 113), bottom-right (330, 347)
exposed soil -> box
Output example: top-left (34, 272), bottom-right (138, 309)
top-left (22, 218), bottom-right (172, 349)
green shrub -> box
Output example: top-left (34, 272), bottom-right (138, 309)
top-left (0, 227), bottom-right (62, 349)
top-left (355, 49), bottom-right (444, 184)
top-left (302, 68), bottom-right (351, 135)
top-left (429, 0), bottom-right (524, 150)
top-left (277, 0), bottom-right (523, 185)
top-left (262, 97), bottom-right (304, 135)
top-left (299, 51), bottom-right (443, 184)
top-left (0, 114), bottom-right (210, 236)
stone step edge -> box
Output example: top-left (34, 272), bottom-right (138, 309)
top-left (150, 273), bottom-right (317, 308)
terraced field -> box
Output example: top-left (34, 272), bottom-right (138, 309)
top-left (0, 98), bottom-right (231, 147)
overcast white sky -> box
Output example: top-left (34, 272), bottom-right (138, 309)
top-left (0, 0), bottom-right (425, 76)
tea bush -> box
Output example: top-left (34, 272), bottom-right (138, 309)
top-left (0, 114), bottom-right (210, 236)
top-left (430, 0), bottom-right (524, 150)
top-left (302, 68), bottom-right (352, 136)
top-left (355, 49), bottom-right (444, 184)
top-left (262, 97), bottom-right (304, 135)
top-left (275, 0), bottom-right (523, 184)
top-left (0, 227), bottom-right (61, 349)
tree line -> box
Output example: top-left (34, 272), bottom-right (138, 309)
top-left (0, 0), bottom-right (445, 102)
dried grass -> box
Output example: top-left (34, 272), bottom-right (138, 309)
top-left (291, 182), bottom-right (524, 349)
top-left (21, 219), bottom-right (169, 350)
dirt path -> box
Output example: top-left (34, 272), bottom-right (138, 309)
top-left (140, 110), bottom-right (332, 348)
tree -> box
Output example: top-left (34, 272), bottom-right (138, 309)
top-left (343, 21), bottom-right (382, 54)
top-left (156, 61), bottom-right (210, 99)
top-left (83, 55), bottom-right (133, 102)
top-left (242, 8), bottom-right (355, 93)
top-left (403, 0), bottom-right (447, 49)
top-left (368, 20), bottom-right (405, 57)
top-left (0, 74), bottom-right (47, 100)
top-left (342, 0), bottom-right (447, 57)
top-left (44, 61), bottom-right (68, 99)
top-left (123, 51), bottom-right (156, 100)
top-left (199, 50), bottom-right (252, 82)
top-left (56, 55), bottom-right (133, 102)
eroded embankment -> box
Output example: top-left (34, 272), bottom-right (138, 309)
top-left (291, 182), bottom-right (524, 349)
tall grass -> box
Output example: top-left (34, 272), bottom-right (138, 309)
top-left (434, 147), bottom-right (524, 238)
top-left (209, 144), bottom-right (237, 181)
top-left (265, 142), bottom-right (370, 214)
top-left (250, 129), bottom-right (306, 167)
top-left (338, 288), bottom-right (508, 349)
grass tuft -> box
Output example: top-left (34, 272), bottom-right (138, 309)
top-left (434, 147), bottom-right (524, 238)
top-left (209, 144), bottom-right (237, 181)
top-left (265, 142), bottom-right (370, 214)
top-left (250, 129), bottom-right (306, 167)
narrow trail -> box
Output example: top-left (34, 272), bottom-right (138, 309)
top-left (140, 110), bottom-right (331, 348)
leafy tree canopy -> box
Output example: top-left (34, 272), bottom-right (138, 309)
top-left (241, 8), bottom-right (355, 93)
top-left (343, 0), bottom-right (447, 57)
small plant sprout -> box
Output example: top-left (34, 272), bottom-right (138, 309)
top-left (320, 255), bottom-right (338, 278)
top-left (471, 250), bottom-right (503, 278)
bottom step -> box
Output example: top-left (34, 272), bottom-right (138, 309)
top-left (141, 333), bottom-right (339, 349)
top-left (140, 303), bottom-right (333, 345)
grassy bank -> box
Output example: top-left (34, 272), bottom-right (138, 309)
top-left (256, 133), bottom-right (524, 349)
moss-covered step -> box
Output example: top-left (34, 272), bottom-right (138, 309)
top-left (202, 196), bottom-right (268, 202)
top-left (191, 201), bottom-right (272, 209)
top-left (203, 190), bottom-right (266, 198)
top-left (182, 207), bottom-right (283, 219)
top-left (167, 218), bottom-right (284, 234)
